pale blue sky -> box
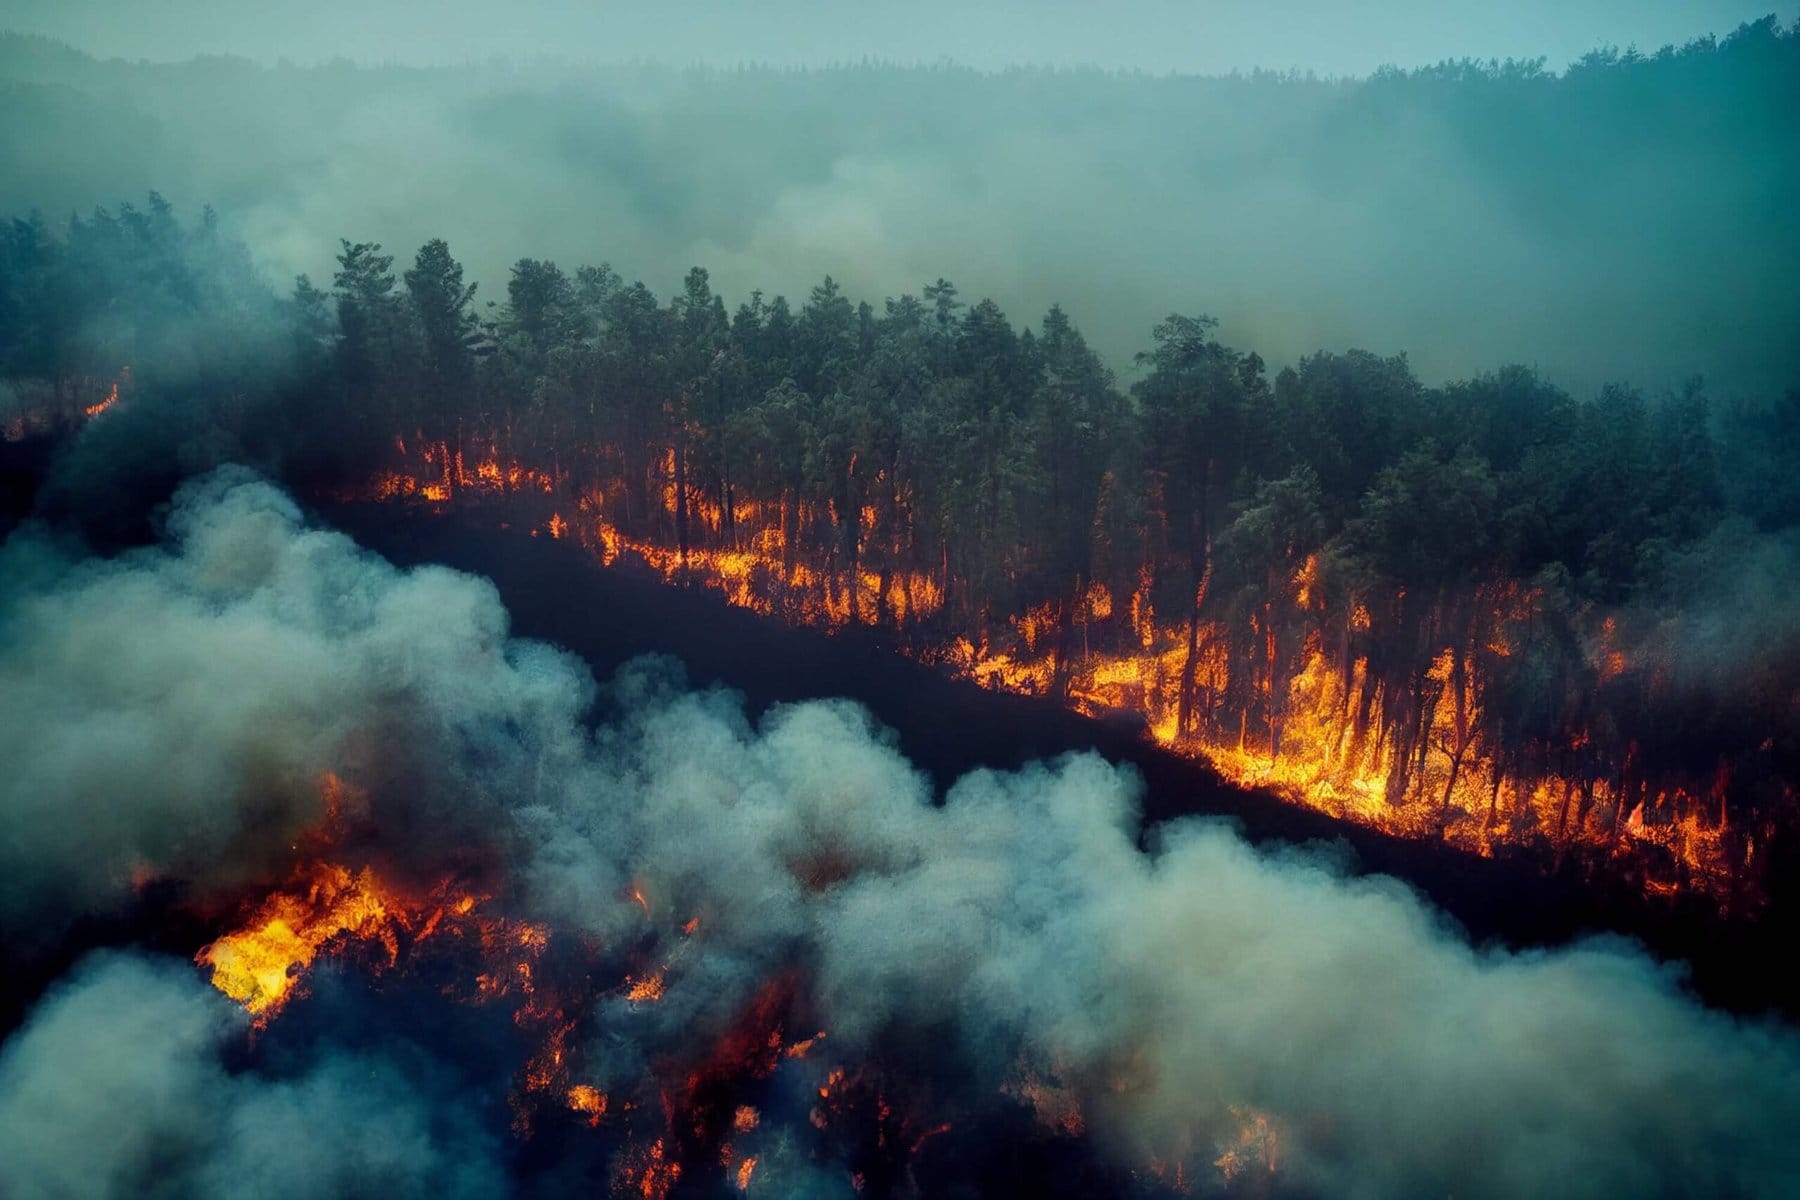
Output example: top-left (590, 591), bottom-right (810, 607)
top-left (3, 0), bottom-right (1783, 74)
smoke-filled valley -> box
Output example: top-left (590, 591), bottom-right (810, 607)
top-left (3, 8), bottom-right (1799, 1199)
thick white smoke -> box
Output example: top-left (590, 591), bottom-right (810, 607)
top-left (536, 680), bottom-right (1800, 1198)
top-left (2, 470), bottom-right (1796, 1197)
top-left (0, 467), bottom-right (589, 940)
top-left (0, 952), bottom-right (503, 1200)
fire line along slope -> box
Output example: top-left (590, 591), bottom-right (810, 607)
top-left (1, 471), bottom-right (1797, 1199)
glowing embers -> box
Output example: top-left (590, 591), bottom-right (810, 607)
top-left (548, 963), bottom-right (961, 1197)
top-left (596, 974), bottom-right (871, 1198)
top-left (6, 368), bottom-right (130, 439)
top-left (574, 502), bottom-right (946, 633)
top-left (1002, 1065), bottom-right (1086, 1138)
top-left (568, 1084), bottom-right (610, 1127)
top-left (1004, 1058), bottom-right (1285, 1194)
top-left (1210, 1106), bottom-right (1282, 1185)
top-left (734, 1154), bottom-right (758, 1190)
top-left (363, 436), bottom-right (559, 507)
top-left (83, 381), bottom-right (120, 419)
top-left (613, 1137), bottom-right (681, 1199)
top-left (623, 967), bottom-right (667, 1005)
top-left (82, 366), bottom-right (131, 420)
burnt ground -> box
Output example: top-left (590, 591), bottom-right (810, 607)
top-left (313, 496), bottom-right (1800, 1023)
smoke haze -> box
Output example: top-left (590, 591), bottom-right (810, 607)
top-left (2, 473), bottom-right (1796, 1197)
top-left (0, 0), bottom-right (1771, 76)
top-left (2, 18), bottom-right (1797, 396)
top-left (1, 5), bottom-right (1795, 1193)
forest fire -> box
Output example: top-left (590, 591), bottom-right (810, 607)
top-left (194, 775), bottom-right (557, 1031)
top-left (184, 773), bottom-right (995, 1197)
top-left (367, 436), bottom-right (558, 505)
top-left (357, 438), bottom-right (1786, 909)
top-left (197, 860), bottom-right (404, 1022)
top-left (262, 454), bottom-right (1738, 1193)
top-left (4, 21), bottom-right (1800, 1196)
top-left (2, 367), bottom-right (130, 440)
top-left (177, 764), bottom-right (1289, 1197)
top-left (3, 463), bottom-right (1796, 1199)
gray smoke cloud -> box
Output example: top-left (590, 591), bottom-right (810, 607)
top-left (0, 952), bottom-right (503, 1200)
top-left (1648, 520), bottom-right (1800, 698)
top-left (532, 678), bottom-right (1800, 1198)
top-left (1, 470), bottom-right (1797, 1196)
top-left (0, 467), bottom-right (590, 939)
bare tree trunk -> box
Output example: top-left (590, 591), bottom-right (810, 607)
top-left (674, 438), bottom-right (690, 563)
top-left (1439, 641), bottom-right (1471, 816)
top-left (1482, 768), bottom-right (1503, 837)
top-left (780, 492), bottom-right (796, 574)
top-left (1176, 552), bottom-right (1213, 741)
top-left (843, 487), bottom-right (861, 626)
top-left (1556, 775), bottom-right (1576, 844)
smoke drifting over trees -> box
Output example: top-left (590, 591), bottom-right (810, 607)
top-left (13, 193), bottom-right (1794, 896)
top-left (2, 19), bottom-right (1797, 394)
top-left (2, 10), bottom-right (1797, 1197)
top-left (1, 474), bottom-right (1797, 1198)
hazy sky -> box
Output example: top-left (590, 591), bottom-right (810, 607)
top-left (3, 0), bottom-right (1780, 74)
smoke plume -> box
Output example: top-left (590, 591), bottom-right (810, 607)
top-left (0, 952), bottom-right (503, 1199)
top-left (2, 471), bottom-right (1796, 1197)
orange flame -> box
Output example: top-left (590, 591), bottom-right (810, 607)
top-left (195, 862), bottom-right (398, 1022)
top-left (568, 1084), bottom-right (609, 1127)
top-left (83, 382), bottom-right (120, 420)
top-left (353, 439), bottom-right (1771, 907)
top-left (624, 968), bottom-right (667, 1005)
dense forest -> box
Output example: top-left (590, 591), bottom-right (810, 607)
top-left (12, 12), bottom-right (1800, 1200)
top-left (2, 19), bottom-right (1797, 393)
top-left (4, 189), bottom-right (1795, 909)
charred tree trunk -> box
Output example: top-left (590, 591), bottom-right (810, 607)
top-left (1178, 598), bottom-right (1202, 741)
top-left (842, 483), bottom-right (861, 626)
top-left (1176, 493), bottom-right (1213, 742)
top-left (674, 437), bottom-right (691, 564)
top-left (1556, 775), bottom-right (1576, 845)
top-left (780, 492), bottom-right (796, 575)
top-left (722, 471), bottom-right (736, 549)
top-left (1439, 639), bottom-right (1472, 816)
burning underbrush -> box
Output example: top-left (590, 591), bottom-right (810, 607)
top-left (132, 788), bottom-right (1212, 1198)
top-left (344, 438), bottom-right (1796, 911)
top-left (3, 471), bottom-right (1799, 1198)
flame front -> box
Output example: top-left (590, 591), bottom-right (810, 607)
top-left (196, 863), bottom-right (396, 1021)
top-left (355, 437), bottom-right (1785, 907)
top-left (190, 778), bottom-right (983, 1195)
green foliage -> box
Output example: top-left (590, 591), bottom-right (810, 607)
top-left (2, 196), bottom-right (1793, 871)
